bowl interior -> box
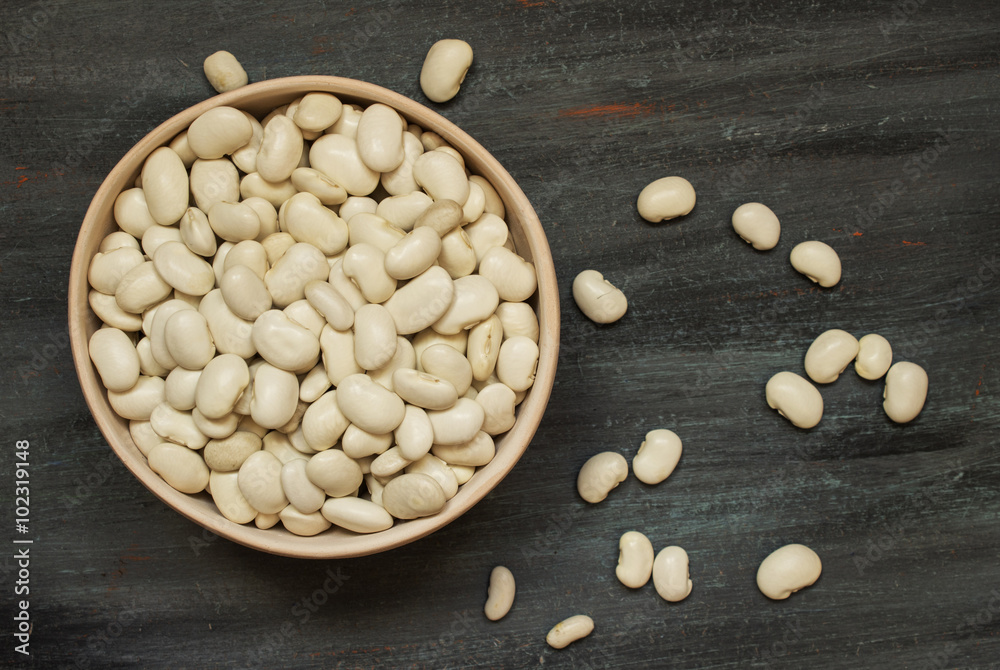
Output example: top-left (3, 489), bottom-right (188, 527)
top-left (68, 75), bottom-right (559, 559)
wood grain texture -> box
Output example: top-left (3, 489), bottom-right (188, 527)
top-left (1, 0), bottom-right (998, 668)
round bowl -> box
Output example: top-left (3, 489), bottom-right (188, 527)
top-left (68, 75), bottom-right (559, 559)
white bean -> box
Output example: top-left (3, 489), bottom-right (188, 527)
top-left (321, 496), bottom-right (394, 533)
top-left (475, 382), bottom-right (516, 435)
top-left (484, 566), bottom-right (516, 621)
top-left (731, 202), bottom-right (780, 250)
top-left (432, 275), bottom-right (498, 335)
top-left (883, 361), bottom-right (928, 423)
top-left (231, 112), bottom-right (264, 174)
top-left (291, 92), bottom-right (343, 133)
top-left (377, 191), bottom-right (434, 231)
top-left (203, 50), bottom-right (248, 93)
top-left (150, 403), bottom-right (208, 449)
top-left (495, 335), bottom-right (538, 393)
top-left (855, 333), bottom-right (893, 380)
top-left (420, 343), bottom-right (473, 396)
top-left (546, 615), bottom-right (594, 650)
top-left (319, 325), bottom-right (364, 385)
top-left (113, 187), bottom-right (158, 238)
top-left (88, 247), bottom-right (145, 295)
top-left (335, 373), bottom-right (406, 434)
top-left (198, 289), bottom-right (256, 359)
top-left (420, 39), bottom-right (474, 103)
top-left (790, 240), bottom-right (841, 287)
top-left (115, 261), bottom-right (173, 314)
top-left (240, 172), bottom-right (297, 207)
top-left (279, 191), bottom-right (349, 255)
top-left (577, 452), bottom-right (628, 503)
top-left (356, 103), bottom-right (406, 172)
top-left (264, 242), bottom-right (330, 308)
top-left (209, 470), bottom-right (258, 524)
top-left (384, 226), bottom-right (442, 280)
top-left (141, 147), bottom-right (189, 225)
top-left (148, 442), bottom-right (209, 494)
top-left (426, 398), bottom-right (485, 445)
top-left (250, 363), bottom-right (300, 430)
top-left (342, 243), bottom-right (397, 304)
top-left (494, 301), bottom-right (539, 343)
top-left (412, 150), bottom-right (469, 205)
top-left (256, 114), bottom-right (303, 183)
top-left (637, 176), bottom-right (696, 222)
top-left (572, 270), bottom-right (627, 324)
top-left (756, 544), bottom-right (822, 600)
top-left (89, 327), bottom-right (140, 392)
top-left (305, 448), bottom-right (363, 498)
top-left (290, 167), bottom-right (348, 206)
top-left (804, 329), bottom-right (859, 384)
top-left (221, 265), bottom-right (272, 320)
top-left (90, 290), bottom-right (143, 331)
top-left (381, 472), bottom-right (446, 519)
top-left (438, 226), bottom-right (477, 279)
top-left (431, 430), bottom-right (495, 467)
top-left (632, 429), bottom-right (682, 485)
top-left (251, 309), bottom-right (321, 373)
top-left (478, 246), bottom-right (537, 302)
top-left (341, 424), bottom-right (393, 459)
top-left (310, 133), bottom-right (379, 196)
top-left (394, 404), bottom-right (435, 461)
top-left (179, 207), bottom-right (217, 257)
top-left (382, 266), bottom-right (455, 335)
top-left (300, 390), bottom-right (350, 451)
top-left (152, 241), bottom-right (215, 296)
top-left (164, 309), bottom-right (216, 370)
top-left (108, 375), bottom-right (165, 421)
top-left (164, 366), bottom-right (200, 411)
top-left (765, 371), bottom-right (824, 429)
top-left (353, 304), bottom-right (398, 370)
top-left (405, 454), bottom-right (459, 499)
top-left (652, 546), bottom-right (692, 602)
top-left (187, 106), bottom-right (253, 160)
top-left (616, 531), bottom-right (654, 589)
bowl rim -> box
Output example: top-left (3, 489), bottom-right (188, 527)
top-left (68, 75), bottom-right (559, 559)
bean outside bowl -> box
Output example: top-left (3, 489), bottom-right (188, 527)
top-left (67, 75), bottom-right (559, 559)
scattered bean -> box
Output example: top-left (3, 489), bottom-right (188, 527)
top-left (804, 329), bottom-right (859, 384)
top-left (765, 371), bottom-right (824, 429)
top-left (484, 566), bottom-right (515, 621)
top-left (572, 270), bottom-right (627, 324)
top-left (637, 176), bottom-right (696, 223)
top-left (731, 202), bottom-right (780, 250)
top-left (883, 361), bottom-right (928, 423)
top-left (616, 531), bottom-right (654, 588)
top-left (632, 429), bottom-right (682, 485)
top-left (652, 546), bottom-right (692, 602)
top-left (577, 452), bottom-right (628, 503)
top-left (756, 544), bottom-right (822, 600)
top-left (546, 615), bottom-right (594, 649)
top-left (790, 240), bottom-right (841, 287)
top-left (855, 333), bottom-right (893, 380)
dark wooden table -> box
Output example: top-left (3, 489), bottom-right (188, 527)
top-left (2, 1), bottom-right (998, 668)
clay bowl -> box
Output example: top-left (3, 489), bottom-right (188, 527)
top-left (68, 75), bottom-right (559, 558)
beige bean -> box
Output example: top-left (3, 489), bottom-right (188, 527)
top-left (394, 404), bottom-right (435, 461)
top-left (616, 531), bottom-right (654, 589)
top-left (474, 383), bottom-right (516, 435)
top-left (115, 261), bottom-right (173, 314)
top-left (279, 191), bottom-right (349, 255)
top-left (438, 226), bottom-right (477, 279)
top-left (255, 513), bottom-right (280, 529)
top-left (231, 111), bottom-right (264, 174)
top-left (99, 231), bottom-right (141, 253)
top-left (637, 176), bottom-right (696, 222)
top-left (381, 472), bottom-right (446, 519)
top-left (195, 353), bottom-right (249, 419)
top-left (340, 197), bottom-right (379, 224)
top-left (577, 452), bottom-right (628, 503)
top-left (136, 337), bottom-right (170, 377)
top-left (88, 247), bottom-right (145, 295)
top-left (325, 102), bottom-right (362, 138)
top-left (380, 131), bottom-right (424, 196)
top-left (211, 241), bottom-right (234, 286)
top-left (420, 343), bottom-right (473, 396)
top-left (130, 420), bottom-right (161, 456)
top-left (431, 430), bottom-right (495, 467)
top-left (148, 442), bottom-right (209, 494)
top-left (335, 373), bottom-right (406, 434)
top-left (433, 275), bottom-right (499, 335)
top-left (353, 304), bottom-right (398, 370)
top-left (464, 213), bottom-right (509, 264)
top-left (804, 329), bottom-right (859, 384)
top-left (292, 92), bottom-right (343, 133)
top-left (467, 315), bottom-right (503, 382)
top-left (341, 424), bottom-right (393, 459)
top-left (368, 336), bottom-right (416, 392)
top-left (168, 130), bottom-right (198, 168)
top-left (496, 335), bottom-right (538, 393)
top-left (484, 566), bottom-right (515, 621)
top-left (413, 150), bottom-right (469, 205)
top-left (765, 371), bottom-right (824, 429)
top-left (413, 198), bottom-right (463, 237)
top-left (460, 180), bottom-right (486, 224)
top-left (204, 431), bottom-right (262, 472)
top-left (141, 147), bottom-right (189, 225)
top-left (382, 266), bottom-right (455, 335)
top-left (300, 390), bottom-right (351, 451)
top-left (756, 544), bottom-right (822, 600)
top-left (179, 207), bottom-right (217, 257)
top-left (208, 201), bottom-right (261, 243)
top-left (261, 231), bottom-right (296, 266)
top-left (291, 167), bottom-right (348, 206)
top-left (187, 107), bottom-right (253, 159)
top-left (572, 270), bottom-right (627, 324)
top-left (426, 397), bottom-right (484, 445)
top-left (732, 202), bottom-right (781, 250)
top-left (251, 309), bottom-right (320, 373)
top-left (652, 546), bottom-right (692, 602)
top-left (420, 39), bottom-right (474, 103)
top-left (470, 175), bottom-right (504, 219)
top-left (286, 298), bottom-right (331, 338)
top-left (326, 255), bottom-right (371, 309)
top-left (206, 470), bottom-right (256, 524)
top-left (346, 211), bottom-right (406, 253)
top-left (414, 328), bottom-right (468, 358)
top-left (198, 289), bottom-right (256, 358)
top-left (164, 366), bottom-right (200, 411)
top-left (370, 446), bottom-right (412, 478)
top-left (319, 325), bottom-right (364, 385)
top-left (392, 368), bottom-right (458, 410)
top-left (262, 431), bottom-right (306, 465)
top-left (221, 265), bottom-right (272, 320)
top-left (790, 240), bottom-right (841, 287)
top-left (856, 333), bottom-right (893, 380)
top-left (264, 242), bottom-right (330, 308)
top-left (306, 449), bottom-right (364, 497)
top-left (240, 172), bottom-right (297, 207)
top-left (478, 246), bottom-right (537, 302)
top-left (384, 226), bottom-right (442, 280)
top-left (152, 241), bottom-right (215, 296)
top-left (342, 243), bottom-right (397, 303)
top-left (113, 187), bottom-right (158, 238)
top-left (203, 50), bottom-right (248, 93)
top-left (238, 450), bottom-right (288, 514)
top-left (883, 361), bottom-right (928, 423)
top-left (546, 615), bottom-right (594, 650)
top-left (250, 363), bottom-right (299, 429)
top-left (321, 496), bottom-right (394, 533)
top-left (89, 327), bottom-right (140, 393)
top-left (257, 114), bottom-right (303, 183)
top-left (405, 454), bottom-right (458, 499)
top-left (304, 280), bottom-right (354, 331)
top-left (279, 458), bottom-right (327, 514)
top-left (356, 103), bottom-right (406, 172)
top-left (632, 429), bottom-right (682, 485)
top-left (494, 301), bottom-right (538, 343)
top-left (310, 133), bottom-right (379, 196)
top-left (141, 224), bottom-right (183, 258)
top-left (375, 191), bottom-right (433, 231)
top-left (164, 309), bottom-right (216, 370)
top-left (150, 403), bottom-right (208, 449)
top-left (90, 290), bottom-right (143, 331)
top-left (192, 407), bottom-right (239, 440)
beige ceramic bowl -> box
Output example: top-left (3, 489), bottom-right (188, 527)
top-left (68, 76), bottom-right (559, 559)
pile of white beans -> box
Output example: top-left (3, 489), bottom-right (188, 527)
top-left (86, 88), bottom-right (543, 537)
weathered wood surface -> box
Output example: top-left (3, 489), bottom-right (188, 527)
top-left (1, 0), bottom-right (998, 668)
